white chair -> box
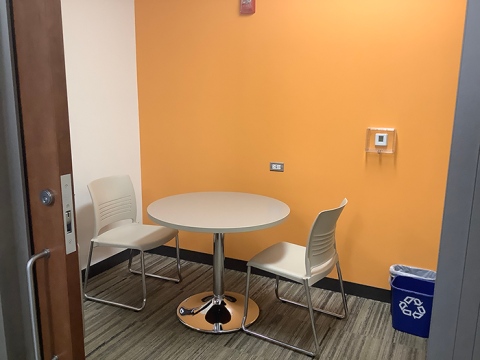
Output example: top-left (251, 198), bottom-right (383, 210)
top-left (83, 175), bottom-right (182, 311)
top-left (241, 199), bottom-right (348, 358)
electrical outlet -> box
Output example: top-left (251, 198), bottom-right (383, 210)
top-left (270, 162), bottom-right (284, 172)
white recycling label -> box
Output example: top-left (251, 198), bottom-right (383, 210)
top-left (399, 296), bottom-right (426, 319)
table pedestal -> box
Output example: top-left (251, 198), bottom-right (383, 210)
top-left (177, 233), bottom-right (259, 333)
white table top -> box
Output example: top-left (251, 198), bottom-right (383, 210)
top-left (147, 192), bottom-right (290, 233)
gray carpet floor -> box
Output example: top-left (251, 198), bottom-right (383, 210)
top-left (83, 254), bottom-right (427, 359)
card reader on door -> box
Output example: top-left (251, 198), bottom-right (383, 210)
top-left (61, 174), bottom-right (76, 254)
top-left (65, 210), bottom-right (72, 234)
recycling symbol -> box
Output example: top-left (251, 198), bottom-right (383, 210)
top-left (399, 296), bottom-right (426, 319)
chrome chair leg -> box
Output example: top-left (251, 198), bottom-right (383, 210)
top-left (241, 266), bottom-right (317, 358)
top-left (128, 234), bottom-right (182, 283)
top-left (336, 261), bottom-right (349, 318)
top-left (83, 242), bottom-right (94, 300)
top-left (84, 242), bottom-right (147, 311)
top-left (241, 266), bottom-right (252, 330)
top-left (175, 234), bottom-right (183, 282)
top-left (275, 261), bottom-right (348, 319)
top-left (304, 280), bottom-right (320, 354)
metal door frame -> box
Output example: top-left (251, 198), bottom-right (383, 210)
top-left (0, 1), bottom-right (35, 359)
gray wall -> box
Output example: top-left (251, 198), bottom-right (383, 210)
top-left (427, 0), bottom-right (480, 358)
top-left (0, 1), bottom-right (35, 359)
top-left (0, 294), bottom-right (7, 359)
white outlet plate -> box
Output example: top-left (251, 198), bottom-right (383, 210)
top-left (270, 162), bottom-right (284, 172)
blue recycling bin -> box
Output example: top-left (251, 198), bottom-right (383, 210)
top-left (390, 275), bottom-right (435, 338)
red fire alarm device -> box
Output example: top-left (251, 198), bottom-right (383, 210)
top-left (240, 0), bottom-right (255, 14)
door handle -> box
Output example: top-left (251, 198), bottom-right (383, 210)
top-left (27, 249), bottom-right (58, 360)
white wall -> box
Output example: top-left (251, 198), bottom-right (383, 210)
top-left (61, 0), bottom-right (142, 269)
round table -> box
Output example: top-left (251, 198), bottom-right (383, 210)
top-left (147, 192), bottom-right (290, 333)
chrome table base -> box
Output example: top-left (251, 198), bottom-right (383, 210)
top-left (177, 291), bottom-right (259, 333)
top-left (177, 233), bottom-right (259, 333)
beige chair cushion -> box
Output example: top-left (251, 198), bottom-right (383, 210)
top-left (93, 223), bottom-right (178, 251)
top-left (247, 241), bottom-right (337, 286)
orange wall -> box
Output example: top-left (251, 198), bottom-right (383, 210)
top-left (135, 0), bottom-right (466, 289)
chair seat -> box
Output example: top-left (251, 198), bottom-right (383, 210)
top-left (93, 223), bottom-right (178, 251)
top-left (247, 242), bottom-right (337, 285)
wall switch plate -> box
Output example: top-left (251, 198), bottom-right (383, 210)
top-left (270, 162), bottom-right (284, 172)
top-left (375, 133), bottom-right (388, 146)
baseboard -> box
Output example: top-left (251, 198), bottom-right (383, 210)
top-left (82, 247), bottom-right (391, 303)
top-left (149, 247), bottom-right (391, 303)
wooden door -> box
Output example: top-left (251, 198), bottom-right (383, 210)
top-left (9, 0), bottom-right (85, 359)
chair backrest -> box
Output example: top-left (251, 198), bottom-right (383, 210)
top-left (305, 199), bottom-right (347, 277)
top-left (87, 175), bottom-right (137, 237)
